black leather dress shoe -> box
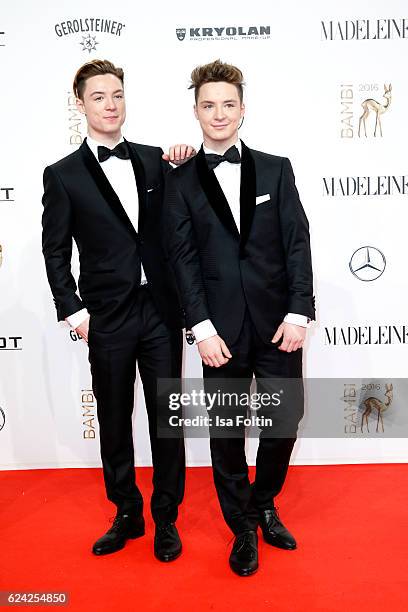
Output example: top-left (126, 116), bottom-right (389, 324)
top-left (92, 513), bottom-right (145, 555)
top-left (258, 507), bottom-right (297, 550)
top-left (229, 530), bottom-right (258, 576)
top-left (154, 523), bottom-right (182, 562)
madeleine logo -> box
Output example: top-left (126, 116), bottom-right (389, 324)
top-left (322, 174), bottom-right (408, 197)
top-left (0, 407), bottom-right (5, 432)
top-left (340, 82), bottom-right (393, 138)
top-left (325, 325), bottom-right (408, 346)
top-left (321, 19), bottom-right (408, 41)
top-left (0, 31), bottom-right (5, 47)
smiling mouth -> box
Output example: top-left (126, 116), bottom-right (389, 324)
top-left (212, 124), bottom-right (229, 129)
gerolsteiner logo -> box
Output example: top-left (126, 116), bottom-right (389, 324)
top-left (54, 17), bottom-right (126, 52)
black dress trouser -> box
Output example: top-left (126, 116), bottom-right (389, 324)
top-left (88, 286), bottom-right (185, 524)
top-left (203, 308), bottom-right (304, 535)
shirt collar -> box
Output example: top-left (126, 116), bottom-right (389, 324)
top-left (86, 134), bottom-right (124, 160)
top-left (203, 138), bottom-right (241, 157)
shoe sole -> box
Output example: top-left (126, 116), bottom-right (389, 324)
top-left (154, 547), bottom-right (182, 562)
top-left (230, 564), bottom-right (259, 577)
top-left (262, 537), bottom-right (296, 550)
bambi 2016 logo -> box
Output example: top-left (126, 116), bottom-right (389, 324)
top-left (340, 82), bottom-right (392, 138)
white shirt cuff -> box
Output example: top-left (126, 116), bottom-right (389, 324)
top-left (66, 308), bottom-right (89, 329)
top-left (191, 319), bottom-right (218, 343)
top-left (284, 313), bottom-right (310, 328)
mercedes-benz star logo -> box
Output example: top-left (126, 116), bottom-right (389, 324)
top-left (349, 246), bottom-right (386, 281)
top-left (0, 407), bottom-right (5, 431)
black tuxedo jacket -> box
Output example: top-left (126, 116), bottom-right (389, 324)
top-left (164, 141), bottom-right (315, 345)
top-left (42, 138), bottom-right (183, 332)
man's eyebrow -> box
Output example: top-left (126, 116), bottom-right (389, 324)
top-left (199, 99), bottom-right (237, 104)
top-left (89, 89), bottom-right (124, 95)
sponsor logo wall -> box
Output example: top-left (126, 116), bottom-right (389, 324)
top-left (0, 0), bottom-right (407, 470)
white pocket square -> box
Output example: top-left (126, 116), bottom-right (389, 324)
top-left (256, 194), bottom-right (270, 205)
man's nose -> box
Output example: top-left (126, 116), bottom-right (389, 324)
top-left (105, 97), bottom-right (117, 110)
top-left (214, 105), bottom-right (226, 120)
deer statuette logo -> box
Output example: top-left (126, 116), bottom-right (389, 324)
top-left (360, 383), bottom-right (393, 433)
top-left (358, 84), bottom-right (392, 137)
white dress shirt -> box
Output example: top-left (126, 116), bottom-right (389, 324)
top-left (66, 134), bottom-right (146, 329)
top-left (191, 139), bottom-right (309, 344)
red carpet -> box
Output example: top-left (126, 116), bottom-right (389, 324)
top-left (0, 465), bottom-right (407, 611)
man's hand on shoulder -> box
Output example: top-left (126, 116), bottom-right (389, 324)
top-left (272, 322), bottom-right (306, 352)
top-left (162, 145), bottom-right (196, 166)
top-left (198, 335), bottom-right (232, 367)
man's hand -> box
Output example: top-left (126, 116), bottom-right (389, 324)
top-left (75, 316), bottom-right (90, 343)
top-left (162, 145), bottom-right (196, 166)
top-left (272, 322), bottom-right (306, 352)
top-left (198, 335), bottom-right (232, 367)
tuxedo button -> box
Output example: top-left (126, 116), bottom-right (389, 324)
top-left (139, 238), bottom-right (144, 245)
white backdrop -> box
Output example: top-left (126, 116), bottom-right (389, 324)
top-left (1, 0), bottom-right (407, 469)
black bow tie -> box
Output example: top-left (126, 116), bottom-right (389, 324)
top-left (97, 142), bottom-right (129, 162)
top-left (205, 145), bottom-right (241, 170)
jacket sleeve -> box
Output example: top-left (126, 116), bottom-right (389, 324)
top-left (278, 157), bottom-right (315, 320)
top-left (42, 165), bottom-right (84, 321)
top-left (163, 170), bottom-right (211, 329)
top-left (160, 149), bottom-right (172, 178)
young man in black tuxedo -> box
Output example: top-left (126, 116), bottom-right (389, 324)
top-left (42, 60), bottom-right (195, 561)
top-left (165, 60), bottom-right (315, 576)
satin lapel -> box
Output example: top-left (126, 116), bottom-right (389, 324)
top-left (239, 141), bottom-right (256, 253)
top-left (125, 139), bottom-right (148, 232)
top-left (195, 146), bottom-right (239, 239)
top-left (80, 138), bottom-right (138, 241)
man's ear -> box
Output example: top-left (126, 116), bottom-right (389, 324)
top-left (240, 103), bottom-right (245, 118)
top-left (76, 97), bottom-right (86, 115)
top-left (194, 104), bottom-right (199, 120)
